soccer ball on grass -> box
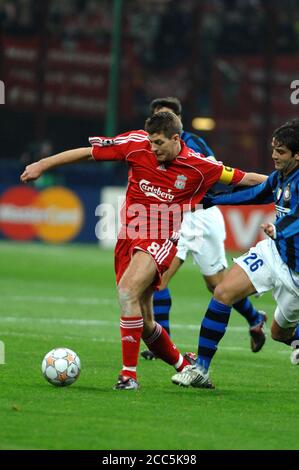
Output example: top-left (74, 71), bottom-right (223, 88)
top-left (41, 347), bottom-right (81, 386)
top-left (290, 348), bottom-right (299, 365)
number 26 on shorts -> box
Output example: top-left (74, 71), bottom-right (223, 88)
top-left (243, 252), bottom-right (264, 272)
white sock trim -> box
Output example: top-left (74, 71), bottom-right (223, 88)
top-left (122, 366), bottom-right (137, 372)
top-left (174, 354), bottom-right (183, 370)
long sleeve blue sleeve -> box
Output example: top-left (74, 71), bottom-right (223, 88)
top-left (181, 131), bottom-right (214, 157)
top-left (207, 177), bottom-right (274, 206)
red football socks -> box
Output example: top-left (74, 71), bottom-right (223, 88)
top-left (143, 322), bottom-right (188, 371)
top-left (120, 316), bottom-right (143, 379)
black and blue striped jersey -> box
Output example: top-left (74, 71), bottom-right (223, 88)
top-left (181, 131), bottom-right (227, 195)
top-left (181, 131), bottom-right (214, 157)
top-left (206, 166), bottom-right (299, 272)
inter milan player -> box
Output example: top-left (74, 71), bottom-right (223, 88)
top-left (172, 118), bottom-right (299, 389)
top-left (21, 112), bottom-right (266, 390)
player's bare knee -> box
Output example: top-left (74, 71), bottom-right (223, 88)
top-left (204, 271), bottom-right (226, 293)
top-left (213, 284), bottom-right (234, 305)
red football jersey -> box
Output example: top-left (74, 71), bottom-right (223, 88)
top-left (89, 130), bottom-right (245, 239)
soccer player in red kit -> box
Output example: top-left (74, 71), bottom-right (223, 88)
top-left (20, 112), bottom-right (267, 390)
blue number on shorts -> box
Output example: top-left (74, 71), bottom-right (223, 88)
top-left (243, 252), bottom-right (264, 272)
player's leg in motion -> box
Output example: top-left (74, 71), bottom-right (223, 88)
top-left (204, 272), bottom-right (267, 353)
top-left (273, 321), bottom-right (299, 366)
top-left (198, 265), bottom-right (255, 371)
top-left (115, 251), bottom-right (189, 390)
top-left (142, 212), bottom-right (191, 360)
top-left (270, 288), bottom-right (299, 364)
top-left (172, 263), bottom-right (256, 388)
top-left (115, 251), bottom-right (154, 390)
top-left (140, 286), bottom-right (190, 372)
top-left (198, 206), bottom-right (267, 353)
top-left (151, 267), bottom-right (175, 337)
top-left (141, 256), bottom-right (183, 360)
top-left (272, 317), bottom-right (299, 346)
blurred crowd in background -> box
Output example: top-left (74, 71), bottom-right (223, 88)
top-left (2, 0), bottom-right (299, 54)
top-left (1, 0), bottom-right (299, 181)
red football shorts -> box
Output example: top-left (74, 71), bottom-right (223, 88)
top-left (114, 236), bottom-right (177, 290)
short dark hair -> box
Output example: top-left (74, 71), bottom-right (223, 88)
top-left (145, 111), bottom-right (183, 138)
top-left (273, 119), bottom-right (299, 154)
top-left (149, 97), bottom-right (182, 116)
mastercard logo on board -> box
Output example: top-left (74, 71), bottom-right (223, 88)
top-left (0, 186), bottom-right (84, 243)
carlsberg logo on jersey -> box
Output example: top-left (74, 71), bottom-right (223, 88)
top-left (139, 179), bottom-right (174, 202)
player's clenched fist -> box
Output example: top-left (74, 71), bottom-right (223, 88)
top-left (20, 161), bottom-right (45, 183)
top-left (261, 222), bottom-right (276, 239)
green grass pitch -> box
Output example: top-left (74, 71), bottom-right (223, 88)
top-left (0, 240), bottom-right (298, 450)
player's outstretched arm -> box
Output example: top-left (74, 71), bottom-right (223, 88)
top-left (238, 172), bottom-right (268, 186)
top-left (20, 147), bottom-right (92, 183)
top-left (204, 176), bottom-right (274, 208)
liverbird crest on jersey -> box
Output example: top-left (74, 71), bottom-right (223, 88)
top-left (174, 175), bottom-right (187, 190)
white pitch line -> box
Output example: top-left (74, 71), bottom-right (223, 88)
top-left (0, 315), bottom-right (249, 332)
top-left (0, 316), bottom-right (119, 327)
top-left (0, 330), bottom-right (118, 344)
top-left (6, 295), bottom-right (115, 306)
top-left (4, 295), bottom-right (276, 312)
